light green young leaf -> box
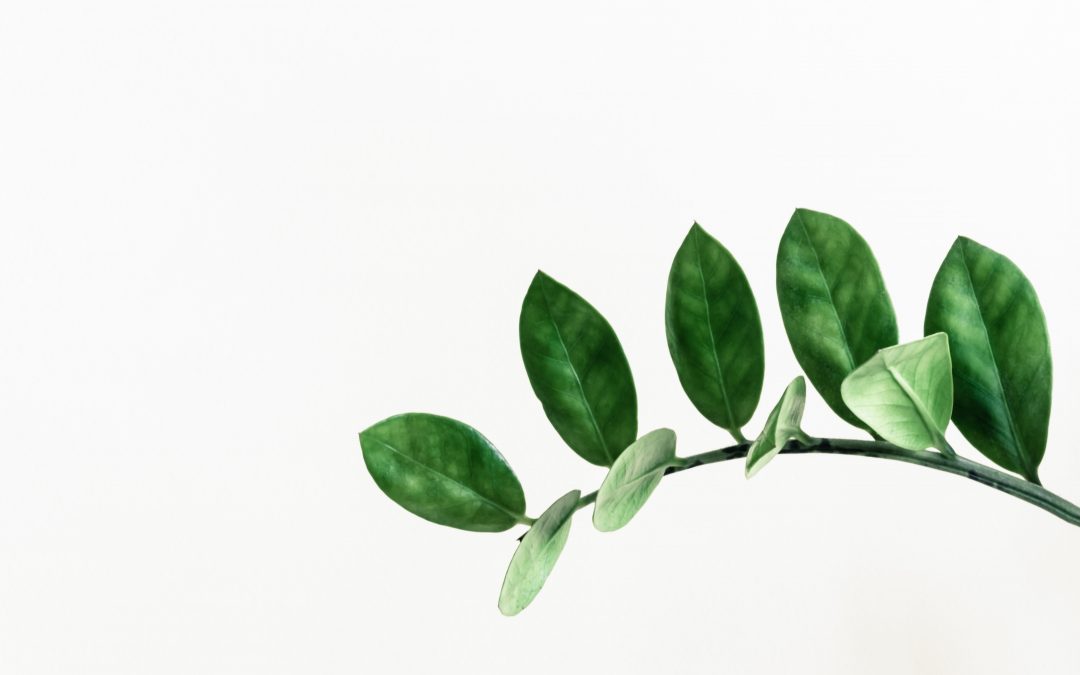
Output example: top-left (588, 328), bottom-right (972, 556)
top-left (925, 237), bottom-right (1051, 483)
top-left (498, 489), bottom-right (580, 616)
top-left (666, 223), bottom-right (764, 435)
top-left (840, 334), bottom-right (953, 452)
top-left (360, 413), bottom-right (526, 532)
top-left (776, 209), bottom-right (899, 429)
top-left (593, 428), bottom-right (678, 532)
top-left (519, 272), bottom-right (637, 467)
top-left (745, 377), bottom-right (808, 478)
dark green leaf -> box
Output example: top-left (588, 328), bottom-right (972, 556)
top-left (925, 237), bottom-right (1052, 482)
top-left (776, 208), bottom-right (899, 428)
top-left (360, 413), bottom-right (526, 532)
top-left (841, 334), bottom-right (953, 452)
top-left (519, 271), bottom-right (637, 466)
top-left (666, 223), bottom-right (764, 433)
top-left (499, 489), bottom-right (580, 616)
top-left (745, 376), bottom-right (807, 478)
top-left (593, 428), bottom-right (677, 532)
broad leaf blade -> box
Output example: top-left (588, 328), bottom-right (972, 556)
top-left (498, 489), bottom-right (580, 616)
top-left (840, 334), bottom-right (953, 452)
top-left (593, 428), bottom-right (677, 532)
top-left (925, 237), bottom-right (1052, 482)
top-left (745, 376), bottom-right (807, 478)
top-left (776, 209), bottom-right (899, 428)
top-left (360, 413), bottom-right (527, 532)
top-left (666, 223), bottom-right (765, 431)
top-left (519, 271), bottom-right (637, 466)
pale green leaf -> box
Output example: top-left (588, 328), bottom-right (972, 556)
top-left (840, 334), bottom-right (953, 452)
top-left (745, 377), bottom-right (807, 478)
top-left (593, 428), bottom-right (678, 532)
top-left (498, 489), bottom-right (580, 616)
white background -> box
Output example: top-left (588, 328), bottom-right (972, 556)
top-left (2, 2), bottom-right (1078, 673)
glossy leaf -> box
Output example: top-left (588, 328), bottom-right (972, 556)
top-left (498, 489), bottom-right (580, 616)
top-left (925, 237), bottom-right (1052, 482)
top-left (666, 223), bottom-right (764, 432)
top-left (360, 413), bottom-right (526, 532)
top-left (776, 209), bottom-right (899, 428)
top-left (841, 334), bottom-right (953, 452)
top-left (519, 271), bottom-right (637, 466)
top-left (593, 428), bottom-right (677, 532)
top-left (745, 377), bottom-right (807, 478)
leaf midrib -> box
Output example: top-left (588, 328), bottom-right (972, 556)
top-left (608, 461), bottom-right (668, 499)
top-left (796, 212), bottom-right (857, 372)
top-left (511, 498), bottom-right (575, 592)
top-left (536, 276), bottom-right (612, 464)
top-left (957, 243), bottom-right (1029, 475)
top-left (525, 508), bottom-right (572, 560)
top-left (691, 226), bottom-right (738, 429)
top-left (884, 363), bottom-right (944, 450)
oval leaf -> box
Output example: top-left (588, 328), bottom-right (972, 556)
top-left (360, 413), bottom-right (526, 532)
top-left (776, 209), bottom-right (899, 428)
top-left (840, 334), bottom-right (953, 452)
top-left (593, 428), bottom-right (678, 532)
top-left (519, 271), bottom-right (637, 466)
top-left (924, 237), bottom-right (1052, 482)
top-left (666, 223), bottom-right (765, 433)
top-left (745, 376), bottom-right (807, 478)
top-left (498, 489), bottom-right (580, 616)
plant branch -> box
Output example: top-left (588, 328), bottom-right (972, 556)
top-left (573, 438), bottom-right (1080, 527)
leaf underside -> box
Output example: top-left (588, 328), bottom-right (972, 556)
top-left (499, 489), bottom-right (580, 616)
top-left (745, 376), bottom-right (807, 478)
top-left (594, 428), bottom-right (677, 532)
top-left (666, 223), bottom-right (764, 431)
top-left (360, 413), bottom-right (526, 532)
top-left (520, 272), bottom-right (637, 466)
top-left (841, 333), bottom-right (953, 452)
top-left (925, 237), bottom-right (1052, 482)
top-left (776, 209), bottom-right (899, 429)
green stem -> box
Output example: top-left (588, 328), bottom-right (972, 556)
top-left (574, 438), bottom-right (1080, 527)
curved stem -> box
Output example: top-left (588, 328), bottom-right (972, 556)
top-left (574, 438), bottom-right (1080, 527)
